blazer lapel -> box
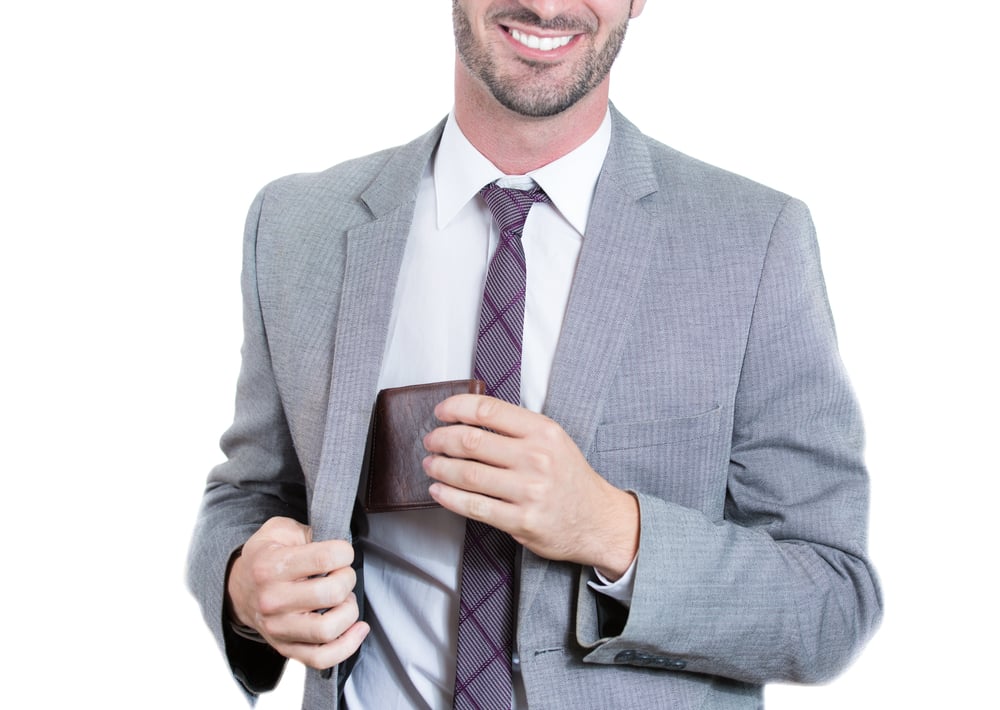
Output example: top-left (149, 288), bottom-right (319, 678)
top-left (545, 108), bottom-right (661, 451)
top-left (307, 110), bottom-right (663, 615)
top-left (520, 107), bottom-right (662, 614)
top-left (310, 120), bottom-right (446, 543)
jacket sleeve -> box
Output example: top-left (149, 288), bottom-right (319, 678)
top-left (187, 187), bottom-right (308, 700)
top-left (577, 198), bottom-right (882, 684)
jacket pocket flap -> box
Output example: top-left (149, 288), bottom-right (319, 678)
top-left (594, 406), bottom-right (722, 452)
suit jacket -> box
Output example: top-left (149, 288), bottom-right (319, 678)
top-left (188, 107), bottom-right (881, 709)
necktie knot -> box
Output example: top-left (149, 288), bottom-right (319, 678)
top-left (480, 182), bottom-right (549, 238)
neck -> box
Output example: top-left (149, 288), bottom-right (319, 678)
top-left (453, 61), bottom-right (610, 175)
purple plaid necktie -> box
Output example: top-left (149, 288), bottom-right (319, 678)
top-left (453, 182), bottom-right (548, 710)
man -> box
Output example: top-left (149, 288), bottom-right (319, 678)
top-left (188, 1), bottom-right (882, 708)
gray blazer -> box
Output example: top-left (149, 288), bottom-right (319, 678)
top-left (188, 107), bottom-right (881, 709)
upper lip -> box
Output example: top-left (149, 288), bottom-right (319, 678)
top-left (501, 21), bottom-right (581, 36)
top-left (504, 24), bottom-right (575, 36)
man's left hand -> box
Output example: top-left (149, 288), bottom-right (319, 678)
top-left (423, 394), bottom-right (638, 580)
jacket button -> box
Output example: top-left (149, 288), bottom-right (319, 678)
top-left (655, 657), bottom-right (686, 670)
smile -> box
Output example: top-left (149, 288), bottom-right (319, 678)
top-left (508, 27), bottom-right (575, 51)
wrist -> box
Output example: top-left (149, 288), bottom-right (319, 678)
top-left (224, 547), bottom-right (268, 643)
top-left (224, 547), bottom-right (254, 629)
top-left (592, 489), bottom-right (640, 581)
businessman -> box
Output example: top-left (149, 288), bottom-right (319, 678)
top-left (188, 1), bottom-right (882, 708)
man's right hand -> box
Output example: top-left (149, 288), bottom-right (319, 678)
top-left (226, 516), bottom-right (370, 670)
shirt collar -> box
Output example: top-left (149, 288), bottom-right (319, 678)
top-left (433, 109), bottom-right (612, 236)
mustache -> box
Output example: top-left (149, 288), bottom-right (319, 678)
top-left (488, 8), bottom-right (596, 34)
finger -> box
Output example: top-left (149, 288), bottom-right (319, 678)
top-left (258, 539), bottom-right (355, 583)
top-left (254, 516), bottom-right (313, 547)
top-left (429, 480), bottom-right (519, 532)
top-left (423, 453), bottom-right (523, 503)
top-left (423, 423), bottom-right (515, 469)
top-left (433, 394), bottom-right (540, 437)
top-left (260, 592), bottom-right (361, 646)
top-left (279, 620), bottom-right (371, 671)
top-left (256, 566), bottom-right (357, 617)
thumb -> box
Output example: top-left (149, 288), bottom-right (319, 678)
top-left (254, 516), bottom-right (312, 549)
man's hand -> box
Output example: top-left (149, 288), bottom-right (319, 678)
top-left (225, 517), bottom-right (370, 669)
top-left (423, 395), bottom-right (639, 580)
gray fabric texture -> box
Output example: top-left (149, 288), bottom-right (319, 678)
top-left (187, 107), bottom-right (881, 709)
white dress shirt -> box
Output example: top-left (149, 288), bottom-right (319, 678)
top-left (343, 111), bottom-right (629, 709)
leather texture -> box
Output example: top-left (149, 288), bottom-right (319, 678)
top-left (361, 379), bottom-right (485, 513)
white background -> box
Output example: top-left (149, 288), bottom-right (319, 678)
top-left (3, 1), bottom-right (996, 707)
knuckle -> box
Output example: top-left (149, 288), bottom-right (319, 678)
top-left (460, 427), bottom-right (483, 453)
top-left (523, 477), bottom-right (547, 503)
top-left (314, 541), bottom-right (350, 573)
top-left (257, 614), bottom-right (279, 638)
top-left (309, 615), bottom-right (337, 644)
top-left (460, 463), bottom-right (482, 490)
top-left (477, 397), bottom-right (499, 421)
top-left (537, 418), bottom-right (561, 443)
top-left (258, 517), bottom-right (283, 534)
top-left (427, 454), bottom-right (448, 479)
top-left (250, 556), bottom-right (276, 585)
top-left (315, 600), bottom-right (358, 643)
top-left (296, 646), bottom-right (328, 670)
top-left (526, 449), bottom-right (553, 474)
top-left (331, 539), bottom-right (355, 565)
top-left (324, 569), bottom-right (356, 604)
top-left (517, 507), bottom-right (538, 535)
top-left (467, 495), bottom-right (491, 521)
top-left (256, 588), bottom-right (282, 616)
top-left (312, 546), bottom-right (335, 572)
top-left (340, 566), bottom-right (358, 591)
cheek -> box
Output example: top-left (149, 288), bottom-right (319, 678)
top-left (591, 0), bottom-right (633, 21)
top-left (629, 0), bottom-right (648, 19)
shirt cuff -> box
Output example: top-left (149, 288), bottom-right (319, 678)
top-left (587, 554), bottom-right (638, 606)
top-left (229, 618), bottom-right (268, 643)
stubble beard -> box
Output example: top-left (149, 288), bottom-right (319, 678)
top-left (453, 2), bottom-right (630, 118)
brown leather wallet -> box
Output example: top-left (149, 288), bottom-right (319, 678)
top-left (359, 379), bottom-right (486, 513)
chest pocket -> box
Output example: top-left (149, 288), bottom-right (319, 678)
top-left (594, 406), bottom-right (721, 451)
top-left (590, 406), bottom-right (726, 515)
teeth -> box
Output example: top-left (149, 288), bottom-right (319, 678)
top-left (510, 28), bottom-right (573, 51)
